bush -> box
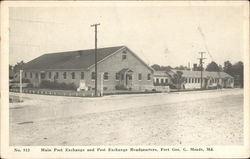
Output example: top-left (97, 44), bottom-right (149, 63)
top-left (39, 80), bottom-right (77, 90)
top-left (153, 82), bottom-right (169, 86)
top-left (166, 83), bottom-right (176, 89)
top-left (11, 78), bottom-right (30, 83)
top-left (115, 85), bottom-right (128, 90)
top-left (27, 83), bottom-right (33, 88)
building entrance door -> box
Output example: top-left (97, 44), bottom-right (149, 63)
top-left (125, 74), bottom-right (133, 89)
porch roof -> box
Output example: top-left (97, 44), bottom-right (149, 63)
top-left (118, 68), bottom-right (133, 74)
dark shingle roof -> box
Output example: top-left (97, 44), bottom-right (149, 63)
top-left (23, 46), bottom-right (125, 70)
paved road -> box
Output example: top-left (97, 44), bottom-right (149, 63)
top-left (10, 89), bottom-right (243, 146)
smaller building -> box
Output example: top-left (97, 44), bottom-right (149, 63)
top-left (153, 71), bottom-right (172, 85)
top-left (153, 69), bottom-right (234, 90)
top-left (169, 69), bottom-right (234, 89)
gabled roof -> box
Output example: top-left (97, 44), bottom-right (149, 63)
top-left (170, 69), bottom-right (233, 78)
top-left (23, 46), bottom-right (125, 70)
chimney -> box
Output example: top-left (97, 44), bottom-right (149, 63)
top-left (193, 64), bottom-right (197, 71)
top-left (76, 51), bottom-right (81, 58)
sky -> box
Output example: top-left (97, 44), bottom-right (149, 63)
top-left (9, 3), bottom-right (245, 68)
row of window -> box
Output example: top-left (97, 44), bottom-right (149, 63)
top-left (24, 72), bottom-right (84, 80)
top-left (24, 72), bottom-right (152, 81)
top-left (185, 78), bottom-right (220, 84)
top-left (92, 72), bottom-right (151, 81)
top-left (186, 77), bottom-right (201, 84)
top-left (155, 78), bottom-right (169, 84)
top-left (154, 77), bottom-right (220, 84)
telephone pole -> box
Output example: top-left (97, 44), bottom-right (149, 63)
top-left (90, 23), bottom-right (100, 96)
top-left (198, 52), bottom-right (206, 89)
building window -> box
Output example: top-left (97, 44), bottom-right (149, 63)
top-left (24, 72), bottom-right (27, 78)
top-left (156, 78), bottom-right (159, 84)
top-left (55, 72), bottom-right (59, 79)
top-left (91, 72), bottom-right (96, 80)
top-left (165, 79), bottom-right (168, 83)
top-left (192, 78), bottom-right (194, 83)
top-left (30, 72), bottom-right (32, 78)
top-left (81, 72), bottom-right (84, 79)
top-left (71, 72), bottom-right (75, 79)
top-left (138, 73), bottom-right (142, 81)
top-left (122, 51), bottom-right (127, 60)
top-left (49, 72), bottom-right (51, 79)
top-left (115, 73), bottom-right (120, 80)
top-left (63, 72), bottom-right (67, 79)
top-left (161, 79), bottom-right (164, 83)
top-left (41, 73), bottom-right (46, 79)
top-left (147, 74), bottom-right (151, 80)
top-left (104, 72), bottom-right (109, 80)
top-left (35, 73), bottom-right (38, 79)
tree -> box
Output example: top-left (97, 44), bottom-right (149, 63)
top-left (13, 61), bottom-right (25, 73)
top-left (222, 60), bottom-right (243, 88)
top-left (171, 71), bottom-right (186, 90)
top-left (205, 61), bottom-right (221, 72)
top-left (151, 64), bottom-right (172, 71)
top-left (223, 60), bottom-right (233, 76)
top-left (9, 65), bottom-right (14, 79)
top-left (151, 64), bottom-right (161, 71)
top-left (232, 61), bottom-right (244, 87)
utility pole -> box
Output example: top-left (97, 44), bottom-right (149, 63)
top-left (19, 70), bottom-right (23, 102)
top-left (198, 52), bottom-right (206, 89)
top-left (90, 23), bottom-right (100, 96)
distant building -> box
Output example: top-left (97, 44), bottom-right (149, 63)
top-left (168, 69), bottom-right (234, 89)
top-left (153, 69), bottom-right (234, 89)
top-left (153, 71), bottom-right (171, 85)
top-left (22, 46), bottom-right (154, 91)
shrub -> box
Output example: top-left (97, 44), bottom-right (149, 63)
top-left (11, 78), bottom-right (30, 83)
top-left (22, 78), bottom-right (30, 83)
top-left (167, 83), bottom-right (176, 89)
top-left (39, 80), bottom-right (77, 90)
top-left (153, 82), bottom-right (169, 86)
top-left (27, 83), bottom-right (33, 88)
top-left (115, 85), bottom-right (128, 90)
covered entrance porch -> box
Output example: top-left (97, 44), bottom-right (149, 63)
top-left (117, 68), bottom-right (134, 90)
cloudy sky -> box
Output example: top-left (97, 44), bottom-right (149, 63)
top-left (9, 2), bottom-right (246, 68)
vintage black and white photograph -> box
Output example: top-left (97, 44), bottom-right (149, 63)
top-left (1, 0), bottom-right (249, 158)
